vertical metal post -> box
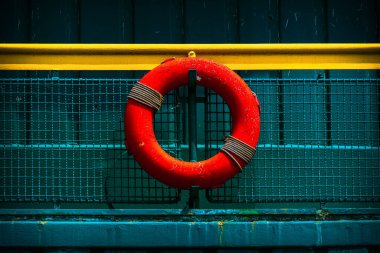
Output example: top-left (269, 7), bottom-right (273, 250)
top-left (188, 69), bottom-right (199, 208)
top-left (188, 69), bottom-right (197, 162)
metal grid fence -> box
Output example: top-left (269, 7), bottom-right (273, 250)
top-left (206, 79), bottom-right (380, 203)
top-left (0, 78), bottom-right (379, 204)
top-left (0, 78), bottom-right (180, 203)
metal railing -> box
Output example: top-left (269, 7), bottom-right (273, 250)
top-left (0, 43), bottom-right (379, 205)
top-left (1, 77), bottom-right (379, 204)
top-left (1, 43), bottom-right (380, 70)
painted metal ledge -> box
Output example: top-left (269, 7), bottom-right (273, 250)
top-left (0, 43), bottom-right (380, 70)
top-left (1, 209), bottom-right (379, 247)
top-left (1, 219), bottom-right (379, 247)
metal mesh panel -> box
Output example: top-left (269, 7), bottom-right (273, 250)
top-left (1, 77), bottom-right (379, 204)
top-left (206, 78), bottom-right (380, 203)
top-left (0, 78), bottom-right (180, 203)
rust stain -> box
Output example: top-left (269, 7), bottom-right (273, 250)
top-left (218, 221), bottom-right (224, 244)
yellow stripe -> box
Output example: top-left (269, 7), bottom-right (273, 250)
top-left (0, 43), bottom-right (379, 70)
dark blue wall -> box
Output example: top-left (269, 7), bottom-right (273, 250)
top-left (0, 0), bottom-right (379, 79)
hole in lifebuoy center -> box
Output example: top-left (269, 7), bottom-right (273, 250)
top-left (153, 87), bottom-right (231, 162)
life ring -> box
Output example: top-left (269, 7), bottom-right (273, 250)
top-left (124, 57), bottom-right (260, 189)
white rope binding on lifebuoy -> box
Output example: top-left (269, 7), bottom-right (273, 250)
top-left (221, 135), bottom-right (256, 171)
top-left (128, 82), bottom-right (164, 110)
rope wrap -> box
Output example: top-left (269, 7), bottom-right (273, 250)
top-left (221, 135), bottom-right (256, 171)
top-left (128, 82), bottom-right (164, 110)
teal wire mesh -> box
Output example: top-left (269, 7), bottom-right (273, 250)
top-left (0, 78), bottom-right (180, 203)
top-left (1, 77), bottom-right (379, 204)
top-left (206, 79), bottom-right (380, 203)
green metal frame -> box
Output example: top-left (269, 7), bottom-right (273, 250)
top-left (1, 209), bottom-right (380, 247)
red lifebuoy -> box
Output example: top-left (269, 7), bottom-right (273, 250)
top-left (125, 57), bottom-right (260, 189)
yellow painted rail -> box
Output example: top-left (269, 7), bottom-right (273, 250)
top-left (0, 43), bottom-right (380, 70)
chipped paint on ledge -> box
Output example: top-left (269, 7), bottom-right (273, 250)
top-left (0, 220), bottom-right (379, 247)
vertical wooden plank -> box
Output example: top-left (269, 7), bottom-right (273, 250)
top-left (28, 0), bottom-right (79, 77)
top-left (79, 0), bottom-right (134, 145)
top-left (29, 0), bottom-right (79, 79)
top-left (134, 0), bottom-right (183, 43)
top-left (30, 0), bottom-right (78, 43)
top-left (0, 0), bottom-right (29, 145)
top-left (0, 0), bottom-right (29, 76)
top-left (133, 0), bottom-right (183, 158)
top-left (133, 0), bottom-right (183, 79)
top-left (80, 0), bottom-right (134, 78)
top-left (256, 0), bottom-right (325, 200)
top-left (328, 0), bottom-right (378, 145)
top-left (28, 0), bottom-right (79, 145)
top-left (0, 1), bottom-right (30, 201)
top-left (238, 0), bottom-right (280, 78)
top-left (328, 0), bottom-right (378, 78)
top-left (237, 0), bottom-right (280, 146)
top-left (185, 0), bottom-right (238, 152)
top-left (327, 0), bottom-right (379, 203)
top-left (328, 0), bottom-right (378, 43)
top-left (235, 1), bottom-right (280, 200)
top-left (280, 0), bottom-right (326, 144)
top-left (80, 0), bottom-right (133, 43)
top-left (280, 0), bottom-right (326, 78)
top-left (236, 4), bottom-right (281, 201)
top-left (0, 0), bottom-right (29, 42)
top-left (239, 0), bottom-right (279, 43)
top-left (185, 0), bottom-right (238, 43)
top-left (133, 0), bottom-right (183, 90)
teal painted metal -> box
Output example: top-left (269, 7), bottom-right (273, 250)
top-left (206, 78), bottom-right (380, 203)
top-left (0, 215), bottom-right (379, 247)
top-left (1, 78), bottom-right (379, 204)
top-left (1, 208), bottom-right (379, 248)
top-left (0, 78), bottom-right (180, 204)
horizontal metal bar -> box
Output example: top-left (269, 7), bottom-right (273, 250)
top-left (0, 77), bottom-right (379, 82)
top-left (1, 208), bottom-right (379, 216)
top-left (0, 44), bottom-right (379, 70)
top-left (2, 143), bottom-right (379, 150)
top-left (0, 219), bottom-right (379, 247)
